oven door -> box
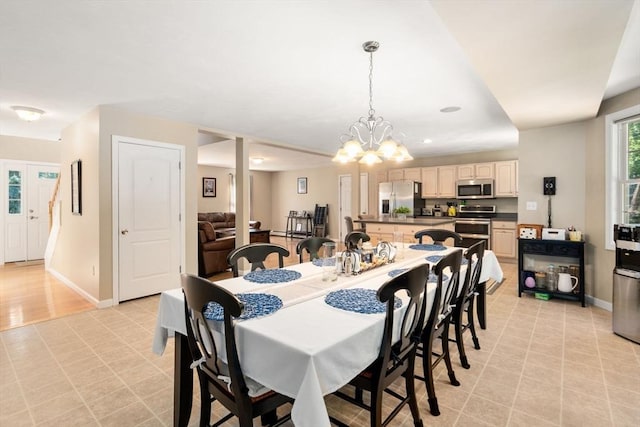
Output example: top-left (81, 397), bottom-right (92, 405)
top-left (455, 219), bottom-right (491, 250)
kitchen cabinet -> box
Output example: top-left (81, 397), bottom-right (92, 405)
top-left (494, 160), bottom-right (518, 197)
top-left (492, 221), bottom-right (517, 258)
top-left (421, 166), bottom-right (456, 198)
top-left (366, 223), bottom-right (395, 245)
top-left (376, 170), bottom-right (388, 183)
top-left (518, 239), bottom-right (586, 307)
top-left (457, 162), bottom-right (495, 180)
top-left (387, 167), bottom-right (421, 182)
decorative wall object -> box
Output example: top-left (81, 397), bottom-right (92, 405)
top-left (203, 177), bottom-right (216, 197)
top-left (297, 177), bottom-right (307, 194)
top-left (71, 159), bottom-right (82, 215)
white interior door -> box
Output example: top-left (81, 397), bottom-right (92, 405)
top-left (338, 174), bottom-right (352, 243)
top-left (27, 165), bottom-right (59, 260)
top-left (4, 163), bottom-right (59, 262)
top-left (117, 140), bottom-right (182, 301)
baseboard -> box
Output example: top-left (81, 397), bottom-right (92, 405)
top-left (587, 295), bottom-right (612, 312)
top-left (46, 267), bottom-right (108, 308)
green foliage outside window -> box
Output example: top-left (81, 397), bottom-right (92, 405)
top-left (625, 119), bottom-right (640, 223)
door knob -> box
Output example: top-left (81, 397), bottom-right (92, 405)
top-left (29, 216), bottom-right (38, 219)
top-left (121, 229), bottom-right (128, 235)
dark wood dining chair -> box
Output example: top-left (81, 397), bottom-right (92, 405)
top-left (332, 263), bottom-right (430, 427)
top-left (344, 231), bottom-right (370, 250)
top-left (416, 249), bottom-right (463, 416)
top-left (451, 240), bottom-right (485, 369)
top-left (181, 274), bottom-right (292, 427)
top-left (227, 243), bottom-right (289, 277)
top-left (296, 237), bottom-right (334, 263)
top-left (344, 216), bottom-right (365, 234)
top-left (414, 229), bottom-right (463, 246)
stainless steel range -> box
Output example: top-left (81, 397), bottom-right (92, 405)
top-left (455, 205), bottom-right (496, 250)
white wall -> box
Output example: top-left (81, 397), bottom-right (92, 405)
top-left (0, 135), bottom-right (61, 163)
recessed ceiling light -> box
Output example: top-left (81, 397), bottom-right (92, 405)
top-left (11, 105), bottom-right (45, 121)
top-left (251, 157), bottom-right (264, 164)
top-left (423, 138), bottom-right (433, 144)
top-left (440, 106), bottom-right (461, 113)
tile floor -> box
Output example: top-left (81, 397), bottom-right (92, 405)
top-left (1, 263), bottom-right (639, 426)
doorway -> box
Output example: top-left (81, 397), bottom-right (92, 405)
top-left (2, 162), bottom-right (60, 263)
top-left (338, 174), bottom-right (352, 243)
top-left (112, 136), bottom-right (185, 302)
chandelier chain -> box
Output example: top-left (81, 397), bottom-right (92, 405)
top-left (368, 51), bottom-right (375, 118)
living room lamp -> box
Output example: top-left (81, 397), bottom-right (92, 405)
top-left (332, 41), bottom-right (412, 165)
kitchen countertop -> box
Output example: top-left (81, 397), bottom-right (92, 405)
top-left (354, 217), bottom-right (455, 226)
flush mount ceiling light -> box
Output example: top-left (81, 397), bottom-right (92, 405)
top-left (440, 106), bottom-right (461, 113)
top-left (332, 41), bottom-right (413, 165)
top-left (11, 106), bottom-right (45, 121)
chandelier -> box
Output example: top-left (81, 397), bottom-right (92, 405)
top-left (333, 41), bottom-right (413, 165)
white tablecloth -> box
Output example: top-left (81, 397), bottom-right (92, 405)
top-left (152, 247), bottom-right (502, 427)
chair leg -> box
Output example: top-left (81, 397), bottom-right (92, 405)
top-left (405, 364), bottom-right (423, 426)
top-left (442, 324), bottom-right (460, 387)
top-left (468, 298), bottom-right (481, 350)
top-left (421, 341), bottom-right (440, 416)
top-left (198, 377), bottom-right (211, 427)
top-left (370, 386), bottom-right (383, 427)
top-left (454, 310), bottom-right (471, 369)
top-left (261, 410), bottom-right (277, 426)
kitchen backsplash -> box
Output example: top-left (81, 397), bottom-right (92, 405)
top-left (421, 197), bottom-right (517, 214)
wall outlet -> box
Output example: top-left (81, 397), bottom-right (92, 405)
top-left (526, 201), bottom-right (537, 210)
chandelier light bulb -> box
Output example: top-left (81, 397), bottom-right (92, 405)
top-left (332, 148), bottom-right (354, 163)
top-left (343, 139), bottom-right (364, 157)
top-left (359, 150), bottom-right (382, 165)
top-left (376, 139), bottom-right (398, 159)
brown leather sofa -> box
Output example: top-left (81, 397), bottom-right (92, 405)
top-left (197, 212), bottom-right (263, 277)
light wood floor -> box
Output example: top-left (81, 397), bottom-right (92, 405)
top-left (0, 260), bottom-right (95, 331)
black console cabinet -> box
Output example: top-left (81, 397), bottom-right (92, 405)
top-left (518, 239), bottom-right (586, 307)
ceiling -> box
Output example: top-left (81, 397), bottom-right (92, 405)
top-left (1, 1), bottom-right (639, 171)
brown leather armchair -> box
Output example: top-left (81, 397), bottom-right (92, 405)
top-left (198, 222), bottom-right (235, 277)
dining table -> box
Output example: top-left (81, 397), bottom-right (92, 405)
top-left (152, 244), bottom-right (503, 427)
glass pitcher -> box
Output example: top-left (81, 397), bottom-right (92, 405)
top-left (321, 242), bottom-right (337, 281)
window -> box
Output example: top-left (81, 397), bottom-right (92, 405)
top-left (7, 170), bottom-right (22, 214)
top-left (606, 104), bottom-right (640, 249)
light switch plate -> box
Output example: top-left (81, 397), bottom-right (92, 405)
top-left (526, 201), bottom-right (537, 210)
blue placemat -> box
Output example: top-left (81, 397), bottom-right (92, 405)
top-left (204, 293), bottom-right (283, 321)
top-left (428, 273), bottom-right (450, 283)
top-left (409, 244), bottom-right (446, 251)
top-left (388, 268), bottom-right (409, 278)
top-left (425, 255), bottom-right (468, 266)
top-left (325, 288), bottom-right (402, 314)
top-left (312, 258), bottom-right (336, 267)
top-left (243, 269), bottom-right (302, 284)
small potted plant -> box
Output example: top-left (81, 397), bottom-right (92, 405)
top-left (393, 206), bottom-right (411, 220)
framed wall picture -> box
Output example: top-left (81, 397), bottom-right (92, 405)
top-left (71, 159), bottom-right (82, 215)
top-left (203, 177), bottom-right (216, 197)
top-left (297, 177), bottom-right (307, 194)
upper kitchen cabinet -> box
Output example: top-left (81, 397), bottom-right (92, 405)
top-left (457, 162), bottom-right (495, 180)
top-left (421, 165), bottom-right (456, 198)
top-left (494, 160), bottom-right (518, 197)
top-left (376, 170), bottom-right (388, 184)
top-left (387, 167), bottom-right (421, 182)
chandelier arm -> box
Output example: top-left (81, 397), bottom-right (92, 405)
top-left (349, 124), bottom-right (369, 149)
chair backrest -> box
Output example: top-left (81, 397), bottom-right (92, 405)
top-left (459, 241), bottom-right (485, 304)
top-left (344, 216), bottom-right (354, 233)
top-left (181, 274), bottom-right (249, 407)
top-left (227, 243), bottom-right (290, 277)
top-left (414, 228), bottom-right (463, 246)
top-left (426, 249), bottom-right (463, 333)
top-left (376, 263), bottom-right (430, 382)
top-left (296, 237), bottom-right (334, 263)
top-left (344, 231), bottom-right (370, 250)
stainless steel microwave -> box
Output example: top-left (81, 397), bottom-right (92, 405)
top-left (456, 179), bottom-right (495, 199)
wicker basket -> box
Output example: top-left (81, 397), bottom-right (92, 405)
top-left (518, 223), bottom-right (544, 239)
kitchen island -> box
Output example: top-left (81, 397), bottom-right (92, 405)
top-left (354, 216), bottom-right (455, 244)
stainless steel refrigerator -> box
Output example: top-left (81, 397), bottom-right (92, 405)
top-left (379, 181), bottom-right (423, 218)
